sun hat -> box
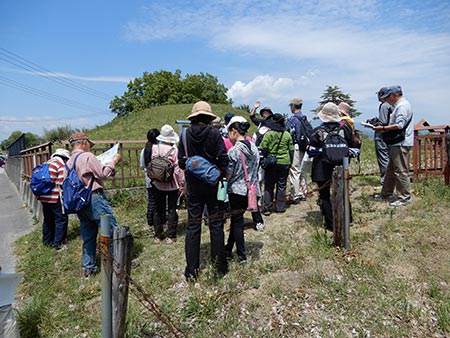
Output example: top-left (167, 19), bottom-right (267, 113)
top-left (187, 101), bottom-right (217, 120)
top-left (226, 115), bottom-right (248, 130)
top-left (259, 106), bottom-right (273, 117)
top-left (224, 112), bottom-right (235, 124)
top-left (289, 98), bottom-right (303, 106)
top-left (156, 125), bottom-right (180, 144)
top-left (51, 148), bottom-right (70, 159)
top-left (68, 132), bottom-right (95, 147)
top-left (337, 102), bottom-right (351, 117)
top-left (269, 113), bottom-right (286, 132)
top-left (317, 102), bottom-right (341, 123)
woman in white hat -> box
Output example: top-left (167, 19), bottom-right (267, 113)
top-left (309, 103), bottom-right (353, 231)
top-left (151, 124), bottom-right (184, 243)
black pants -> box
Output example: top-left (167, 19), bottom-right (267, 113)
top-left (263, 164), bottom-right (290, 212)
top-left (153, 188), bottom-right (178, 239)
top-left (146, 187), bottom-right (157, 227)
top-left (225, 193), bottom-right (247, 261)
top-left (184, 181), bottom-right (227, 279)
top-left (317, 181), bottom-right (333, 230)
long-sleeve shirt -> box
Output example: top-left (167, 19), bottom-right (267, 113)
top-left (285, 111), bottom-right (304, 144)
top-left (37, 157), bottom-right (65, 203)
top-left (151, 143), bottom-right (184, 191)
top-left (65, 149), bottom-right (116, 192)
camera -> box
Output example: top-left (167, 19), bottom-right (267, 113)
top-left (366, 117), bottom-right (383, 126)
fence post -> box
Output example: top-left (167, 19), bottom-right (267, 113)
top-left (331, 165), bottom-right (344, 247)
top-left (112, 226), bottom-right (133, 338)
top-left (343, 157), bottom-right (351, 250)
top-left (100, 215), bottom-right (112, 338)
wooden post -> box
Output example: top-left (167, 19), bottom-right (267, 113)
top-left (112, 226), bottom-right (133, 338)
top-left (100, 215), bottom-right (112, 338)
top-left (331, 166), bottom-right (345, 247)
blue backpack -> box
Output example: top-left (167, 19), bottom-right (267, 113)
top-left (63, 153), bottom-right (92, 213)
top-left (30, 162), bottom-right (55, 196)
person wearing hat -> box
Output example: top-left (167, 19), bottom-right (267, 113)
top-left (139, 128), bottom-right (161, 230)
top-left (220, 112), bottom-right (235, 138)
top-left (309, 103), bottom-right (353, 231)
top-left (259, 113), bottom-right (294, 215)
top-left (178, 101), bottom-right (230, 281)
top-left (373, 85), bottom-right (413, 207)
top-left (66, 132), bottom-right (121, 277)
top-left (36, 148), bottom-right (70, 250)
top-left (249, 101), bottom-right (274, 128)
top-left (151, 125), bottom-right (184, 243)
top-left (374, 87), bottom-right (393, 185)
top-left (286, 98), bottom-right (309, 204)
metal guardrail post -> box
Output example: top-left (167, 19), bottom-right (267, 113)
top-left (100, 214), bottom-right (112, 338)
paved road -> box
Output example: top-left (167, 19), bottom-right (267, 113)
top-left (0, 167), bottom-right (34, 271)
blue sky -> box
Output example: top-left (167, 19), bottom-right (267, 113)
top-left (1, 0), bottom-right (450, 142)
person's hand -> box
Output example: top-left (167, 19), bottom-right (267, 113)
top-left (112, 153), bottom-right (121, 165)
top-left (254, 101), bottom-right (261, 109)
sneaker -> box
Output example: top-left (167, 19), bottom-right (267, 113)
top-left (165, 238), bottom-right (177, 244)
top-left (84, 269), bottom-right (98, 278)
top-left (239, 259), bottom-right (247, 265)
top-left (154, 238), bottom-right (161, 244)
top-left (373, 193), bottom-right (396, 202)
top-left (255, 222), bottom-right (265, 231)
top-left (262, 209), bottom-right (271, 216)
top-left (389, 198), bottom-right (412, 207)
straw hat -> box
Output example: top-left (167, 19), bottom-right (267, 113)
top-left (156, 125), bottom-right (179, 144)
top-left (187, 101), bottom-right (217, 120)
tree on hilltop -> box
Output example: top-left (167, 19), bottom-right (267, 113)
top-left (110, 70), bottom-right (230, 117)
top-left (313, 85), bottom-right (361, 118)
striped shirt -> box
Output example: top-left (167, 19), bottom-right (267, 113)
top-left (37, 157), bottom-right (65, 203)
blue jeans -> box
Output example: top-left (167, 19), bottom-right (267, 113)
top-left (76, 194), bottom-right (118, 273)
top-left (41, 200), bottom-right (68, 248)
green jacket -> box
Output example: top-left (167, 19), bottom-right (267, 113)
top-left (259, 131), bottom-right (294, 165)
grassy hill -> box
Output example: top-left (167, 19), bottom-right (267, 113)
top-left (13, 107), bottom-right (450, 337)
top-left (89, 103), bottom-right (254, 140)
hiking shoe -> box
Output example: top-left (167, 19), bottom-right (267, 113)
top-left (262, 209), bottom-right (271, 216)
top-left (165, 238), bottom-right (177, 244)
top-left (389, 198), bottom-right (412, 207)
top-left (255, 222), bottom-right (265, 231)
top-left (84, 269), bottom-right (98, 278)
top-left (154, 238), bottom-right (161, 244)
top-left (239, 259), bottom-right (247, 266)
top-left (373, 193), bottom-right (396, 202)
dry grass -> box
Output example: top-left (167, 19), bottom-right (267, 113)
top-left (14, 138), bottom-right (450, 337)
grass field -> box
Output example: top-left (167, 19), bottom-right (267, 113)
top-left (13, 107), bottom-right (450, 337)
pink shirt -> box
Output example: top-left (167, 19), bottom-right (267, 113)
top-left (65, 149), bottom-right (116, 192)
top-left (151, 143), bottom-right (184, 191)
top-left (224, 136), bottom-right (253, 152)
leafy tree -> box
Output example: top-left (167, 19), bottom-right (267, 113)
top-left (43, 125), bottom-right (79, 143)
top-left (110, 70), bottom-right (230, 117)
top-left (1, 131), bottom-right (42, 150)
top-left (314, 85), bottom-right (361, 118)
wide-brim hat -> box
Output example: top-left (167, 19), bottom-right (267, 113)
top-left (269, 113), bottom-right (286, 132)
top-left (68, 132), bottom-right (95, 147)
top-left (259, 106), bottom-right (273, 117)
top-left (317, 102), bottom-right (341, 123)
top-left (337, 102), bottom-right (351, 117)
top-left (187, 101), bottom-right (217, 120)
top-left (51, 148), bottom-right (70, 159)
top-left (156, 124), bottom-right (179, 144)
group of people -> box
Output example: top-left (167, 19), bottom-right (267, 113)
top-left (35, 85), bottom-right (413, 281)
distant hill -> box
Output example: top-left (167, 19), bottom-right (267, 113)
top-left (89, 104), bottom-right (252, 140)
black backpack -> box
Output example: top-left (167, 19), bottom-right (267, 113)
top-left (147, 146), bottom-right (175, 182)
top-left (295, 115), bottom-right (313, 151)
top-left (320, 125), bottom-right (349, 165)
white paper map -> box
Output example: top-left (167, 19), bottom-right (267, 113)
top-left (0, 272), bottom-right (23, 306)
top-left (96, 144), bottom-right (119, 164)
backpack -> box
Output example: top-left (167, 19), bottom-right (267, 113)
top-left (147, 145), bottom-right (175, 182)
top-left (320, 125), bottom-right (349, 165)
top-left (30, 162), bottom-right (55, 196)
top-left (62, 153), bottom-right (92, 214)
top-left (295, 115), bottom-right (313, 151)
top-left (340, 120), bottom-right (362, 149)
top-left (182, 130), bottom-right (221, 186)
